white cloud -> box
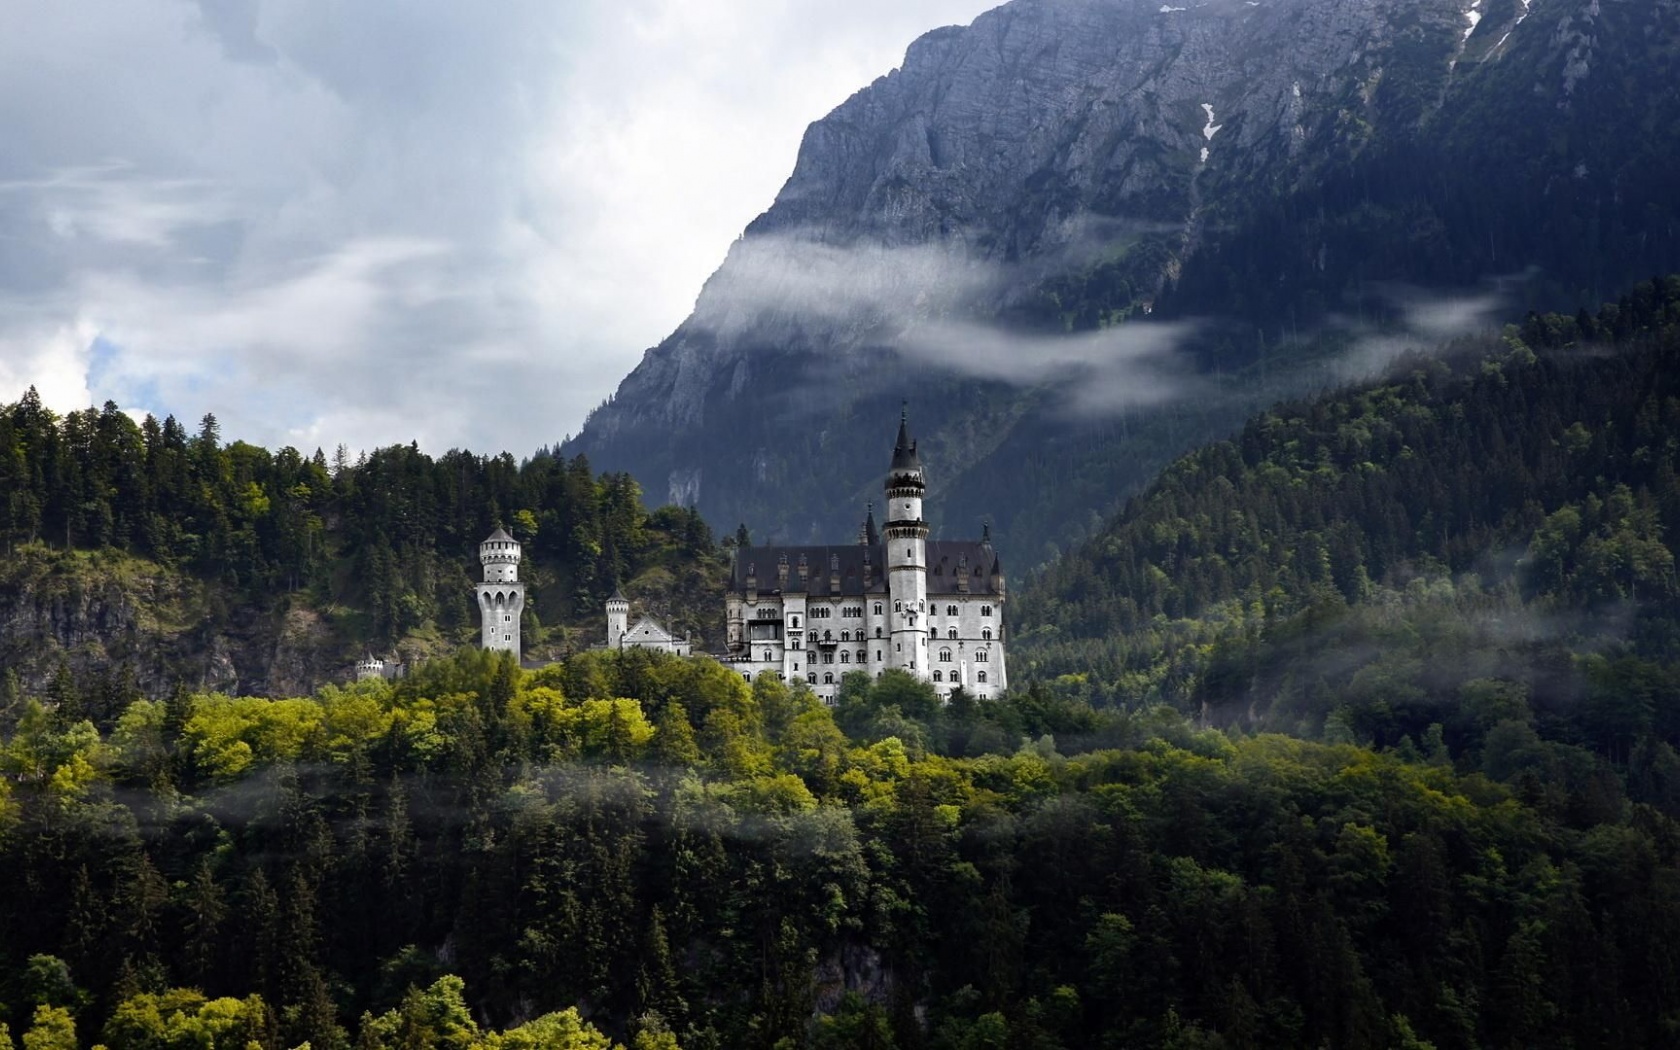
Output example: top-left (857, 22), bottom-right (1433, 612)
top-left (0, 0), bottom-right (998, 454)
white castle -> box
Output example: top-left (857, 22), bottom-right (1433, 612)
top-left (477, 526), bottom-right (526, 663)
top-left (725, 410), bottom-right (1006, 704)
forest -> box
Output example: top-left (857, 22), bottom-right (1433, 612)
top-left (5, 648), bottom-right (1680, 1050)
top-left (5, 276), bottom-right (1680, 1049)
top-left (1015, 276), bottom-right (1680, 755)
top-left (0, 397), bottom-right (726, 684)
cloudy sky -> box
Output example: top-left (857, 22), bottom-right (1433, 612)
top-left (0, 0), bottom-right (995, 457)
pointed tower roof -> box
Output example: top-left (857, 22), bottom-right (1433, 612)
top-left (608, 583), bottom-right (629, 604)
top-left (864, 502), bottom-right (880, 545)
top-left (890, 403), bottom-right (922, 472)
top-left (485, 526), bottom-right (513, 543)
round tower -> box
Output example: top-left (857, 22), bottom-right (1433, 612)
top-left (606, 586), bottom-right (630, 649)
top-left (884, 407), bottom-right (930, 677)
top-left (477, 527), bottom-right (525, 662)
top-left (356, 654), bottom-right (385, 682)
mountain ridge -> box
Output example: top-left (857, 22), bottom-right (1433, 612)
top-left (567, 0), bottom-right (1680, 559)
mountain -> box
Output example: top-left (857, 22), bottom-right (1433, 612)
top-left (567, 0), bottom-right (1680, 564)
top-left (1013, 274), bottom-right (1680, 759)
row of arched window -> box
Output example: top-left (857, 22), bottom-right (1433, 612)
top-left (932, 670), bottom-right (987, 683)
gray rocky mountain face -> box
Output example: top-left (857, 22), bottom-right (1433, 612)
top-left (568, 0), bottom-right (1680, 561)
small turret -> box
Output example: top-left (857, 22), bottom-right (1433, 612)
top-left (479, 527), bottom-right (522, 583)
top-left (606, 585), bottom-right (630, 649)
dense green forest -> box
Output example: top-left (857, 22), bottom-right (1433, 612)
top-left (5, 648), bottom-right (1680, 1049)
top-left (0, 402), bottom-right (725, 690)
top-left (1016, 276), bottom-right (1680, 756)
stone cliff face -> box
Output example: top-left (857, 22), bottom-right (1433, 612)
top-left (0, 547), bottom-right (350, 702)
top-left (569, 0), bottom-right (1680, 557)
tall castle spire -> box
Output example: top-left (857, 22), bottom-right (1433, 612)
top-left (883, 405), bottom-right (929, 675)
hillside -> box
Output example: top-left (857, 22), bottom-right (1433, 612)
top-left (0, 402), bottom-right (726, 704)
top-left (7, 649), bottom-right (1680, 1049)
top-left (1015, 275), bottom-right (1680, 766)
top-left (568, 0), bottom-right (1680, 562)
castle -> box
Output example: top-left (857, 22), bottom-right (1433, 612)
top-left (724, 411), bottom-right (1006, 704)
top-left (458, 412), bottom-right (1005, 703)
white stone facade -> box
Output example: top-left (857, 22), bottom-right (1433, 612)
top-left (477, 527), bottom-right (525, 662)
top-left (602, 588), bottom-right (692, 656)
top-left (724, 412), bottom-right (1006, 704)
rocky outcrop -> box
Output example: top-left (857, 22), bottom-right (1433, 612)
top-left (568, 0), bottom-right (1680, 558)
top-left (0, 545), bottom-right (351, 703)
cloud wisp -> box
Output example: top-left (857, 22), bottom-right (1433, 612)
top-left (0, 0), bottom-right (1000, 455)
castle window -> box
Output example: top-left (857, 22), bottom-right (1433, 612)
top-left (939, 649), bottom-right (952, 662)
top-left (908, 615), bottom-right (916, 627)
top-left (808, 631), bottom-right (818, 642)
top-left (840, 652), bottom-right (850, 663)
top-left (874, 603), bottom-right (883, 616)
top-left (764, 651), bottom-right (772, 661)
top-left (933, 671), bottom-right (943, 682)
top-left (876, 651), bottom-right (882, 661)
top-left (744, 673), bottom-right (752, 681)
top-left (824, 673), bottom-right (834, 685)
top-left (976, 651), bottom-right (989, 662)
top-left (977, 671), bottom-right (987, 683)
top-left (822, 653), bottom-right (834, 664)
top-left (808, 673), bottom-right (817, 684)
top-left (875, 627), bottom-right (882, 638)
top-left (856, 651), bottom-right (865, 663)
top-left (894, 600), bottom-right (902, 612)
top-left (981, 606), bottom-right (993, 616)
top-left (841, 630), bottom-right (850, 641)
top-left (791, 638), bottom-right (801, 650)
top-left (790, 615), bottom-right (800, 628)
top-left (947, 604), bottom-right (958, 616)
top-left (982, 628), bottom-right (992, 640)
top-left (948, 628), bottom-right (957, 639)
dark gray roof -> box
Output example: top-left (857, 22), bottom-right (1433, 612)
top-left (890, 409), bottom-right (922, 473)
top-left (731, 540), bottom-right (1002, 598)
top-left (485, 527), bottom-right (513, 543)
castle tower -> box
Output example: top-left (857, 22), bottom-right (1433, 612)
top-left (884, 407), bottom-right (930, 677)
top-left (606, 586), bottom-right (630, 649)
top-left (477, 527), bottom-right (525, 662)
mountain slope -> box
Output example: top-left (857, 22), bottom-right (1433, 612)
top-left (1013, 275), bottom-right (1680, 756)
top-left (567, 0), bottom-right (1680, 563)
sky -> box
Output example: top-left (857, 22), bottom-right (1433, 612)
top-left (0, 0), bottom-right (997, 457)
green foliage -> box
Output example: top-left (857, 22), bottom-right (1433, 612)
top-left (3, 641), bottom-right (1680, 1048)
top-left (19, 1008), bottom-right (74, 1050)
top-left (103, 989), bottom-right (270, 1050)
top-left (0, 403), bottom-right (729, 687)
top-left (1017, 276), bottom-right (1680, 768)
